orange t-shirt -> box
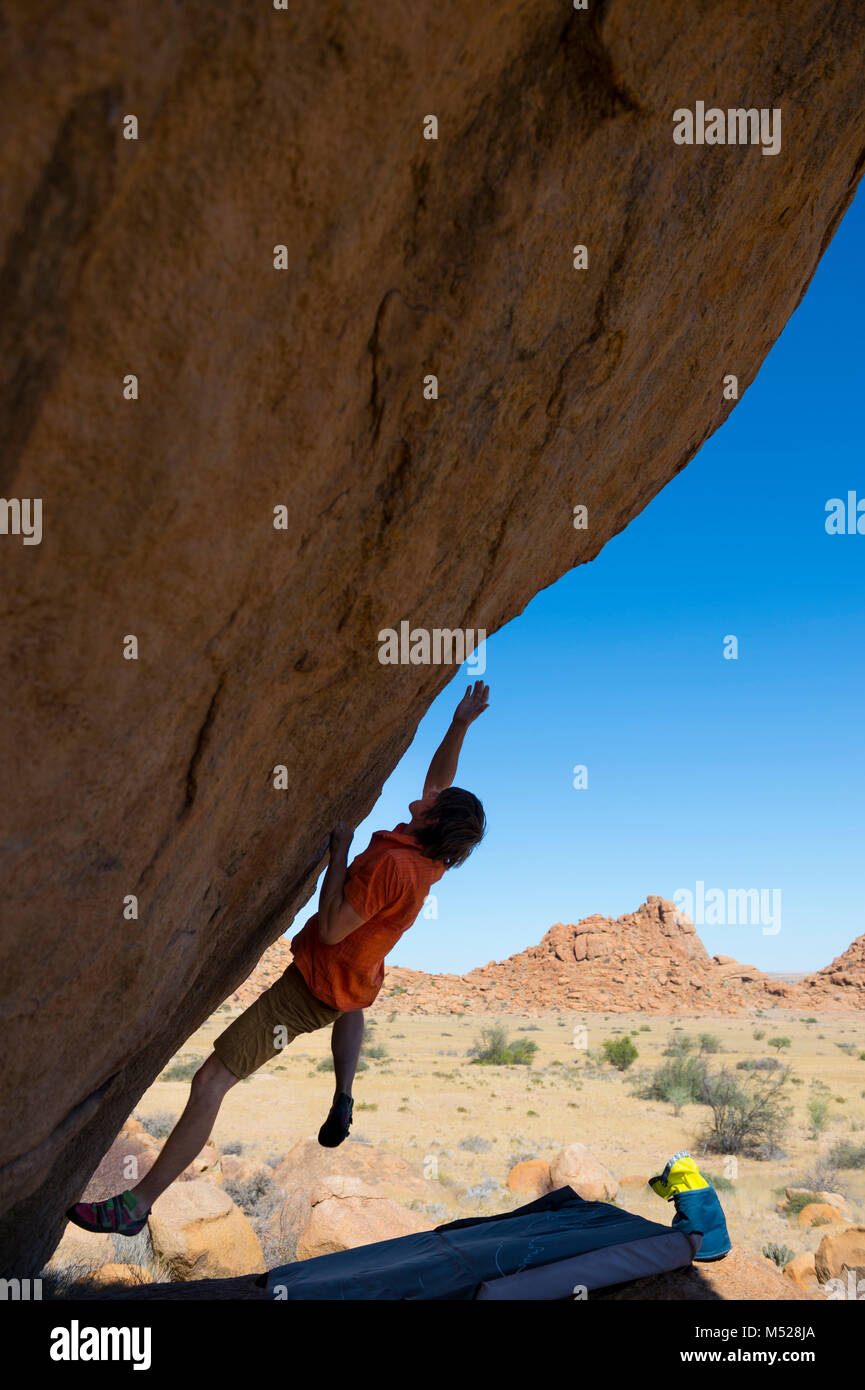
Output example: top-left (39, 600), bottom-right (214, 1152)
top-left (291, 823), bottom-right (445, 1011)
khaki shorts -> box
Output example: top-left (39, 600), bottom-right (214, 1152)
top-left (213, 963), bottom-right (342, 1080)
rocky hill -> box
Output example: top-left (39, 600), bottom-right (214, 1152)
top-left (230, 897), bottom-right (864, 1016)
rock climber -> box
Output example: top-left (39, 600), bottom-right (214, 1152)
top-left (67, 681), bottom-right (489, 1237)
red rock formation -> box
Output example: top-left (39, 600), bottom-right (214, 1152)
top-left (229, 897), bottom-right (862, 1017)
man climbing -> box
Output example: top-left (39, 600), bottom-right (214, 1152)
top-left (67, 681), bottom-right (489, 1237)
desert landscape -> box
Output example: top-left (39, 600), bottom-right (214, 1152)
top-left (45, 899), bottom-right (865, 1299)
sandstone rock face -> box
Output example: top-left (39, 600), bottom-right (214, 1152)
top-left (3, 2), bottom-right (865, 1277)
top-left (549, 1144), bottom-right (618, 1203)
top-left (148, 1180), bottom-right (265, 1281)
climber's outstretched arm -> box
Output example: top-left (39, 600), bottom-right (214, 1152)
top-left (317, 821), bottom-right (365, 944)
top-left (423, 680), bottom-right (490, 795)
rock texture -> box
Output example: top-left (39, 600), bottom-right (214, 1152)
top-left (2, 1), bottom-right (865, 1277)
top-left (232, 899), bottom-right (864, 1015)
top-left (148, 1180), bottom-right (265, 1281)
top-left (294, 1176), bottom-right (434, 1261)
top-left (594, 1245), bottom-right (814, 1301)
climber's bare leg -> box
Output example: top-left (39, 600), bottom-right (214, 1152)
top-left (331, 1008), bottom-right (364, 1102)
top-left (128, 1054), bottom-right (239, 1217)
top-left (318, 1010), bottom-right (363, 1147)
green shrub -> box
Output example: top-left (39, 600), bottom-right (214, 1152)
top-left (638, 1054), bottom-right (707, 1107)
top-left (753, 1029), bottom-right (765, 1041)
top-left (829, 1140), bottom-right (865, 1169)
top-left (469, 1025), bottom-right (538, 1067)
top-left (768, 1036), bottom-right (791, 1054)
top-left (663, 1034), bottom-right (696, 1058)
top-left (698, 1033), bottom-right (722, 1055)
top-left (736, 1057), bottom-right (781, 1072)
top-left (783, 1189), bottom-right (822, 1216)
top-left (602, 1036), bottom-right (638, 1072)
top-left (763, 1244), bottom-right (795, 1268)
top-left (701, 1067), bottom-right (790, 1158)
top-left (807, 1094), bottom-right (831, 1139)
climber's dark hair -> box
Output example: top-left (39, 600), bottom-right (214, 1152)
top-left (412, 787), bottom-right (486, 869)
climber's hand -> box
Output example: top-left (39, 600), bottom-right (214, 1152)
top-left (453, 680), bottom-right (490, 726)
top-left (329, 820), bottom-right (353, 856)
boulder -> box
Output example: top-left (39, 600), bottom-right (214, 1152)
top-left (262, 1190), bottom-right (313, 1263)
top-left (814, 1226), bottom-right (865, 1285)
top-left (148, 1180), bottom-right (265, 1281)
top-left (783, 1252), bottom-right (819, 1292)
top-left (47, 1225), bottom-right (115, 1273)
top-left (177, 1142), bottom-right (222, 1184)
top-left (272, 1137), bottom-right (427, 1204)
top-left (506, 1160), bottom-right (552, 1199)
top-left (5, 0), bottom-right (865, 1277)
top-left (596, 1246), bottom-right (813, 1301)
top-left (549, 1144), bottom-right (618, 1202)
top-left (295, 1180), bottom-right (433, 1261)
top-left (81, 1126), bottom-right (159, 1202)
top-left (797, 1203), bottom-right (847, 1230)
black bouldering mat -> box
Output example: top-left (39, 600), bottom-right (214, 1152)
top-left (265, 1185), bottom-right (700, 1300)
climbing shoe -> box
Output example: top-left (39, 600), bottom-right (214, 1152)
top-left (318, 1093), bottom-right (354, 1148)
top-left (66, 1190), bottom-right (150, 1238)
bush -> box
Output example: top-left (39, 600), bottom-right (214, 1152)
top-left (763, 1243), bottom-right (795, 1268)
top-left (698, 1033), bottom-right (722, 1055)
top-left (807, 1094), bottom-right (831, 1139)
top-left (468, 1025), bottom-right (538, 1067)
top-left (362, 1042), bottom-right (389, 1060)
top-left (458, 1135), bottom-right (492, 1153)
top-left (703, 1172), bottom-right (735, 1192)
top-left (663, 1034), bottom-right (696, 1058)
top-left (768, 1036), bottom-right (791, 1054)
top-left (638, 1054), bottom-right (707, 1107)
top-left (783, 1189), bottom-right (822, 1216)
top-left (701, 1067), bottom-right (791, 1158)
top-left (736, 1057), bottom-right (781, 1072)
top-left (137, 1110), bottom-right (176, 1140)
top-left (224, 1171), bottom-right (279, 1221)
top-left (829, 1140), bottom-right (865, 1169)
top-left (602, 1036), bottom-right (638, 1072)
top-left (159, 1054), bottom-right (200, 1082)
top-left (753, 1029), bottom-right (765, 1041)
top-left (219, 1139), bottom-right (244, 1156)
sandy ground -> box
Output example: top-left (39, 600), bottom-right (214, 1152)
top-left (135, 1004), bottom-right (865, 1262)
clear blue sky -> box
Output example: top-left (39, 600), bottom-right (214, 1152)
top-left (316, 190), bottom-right (864, 977)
